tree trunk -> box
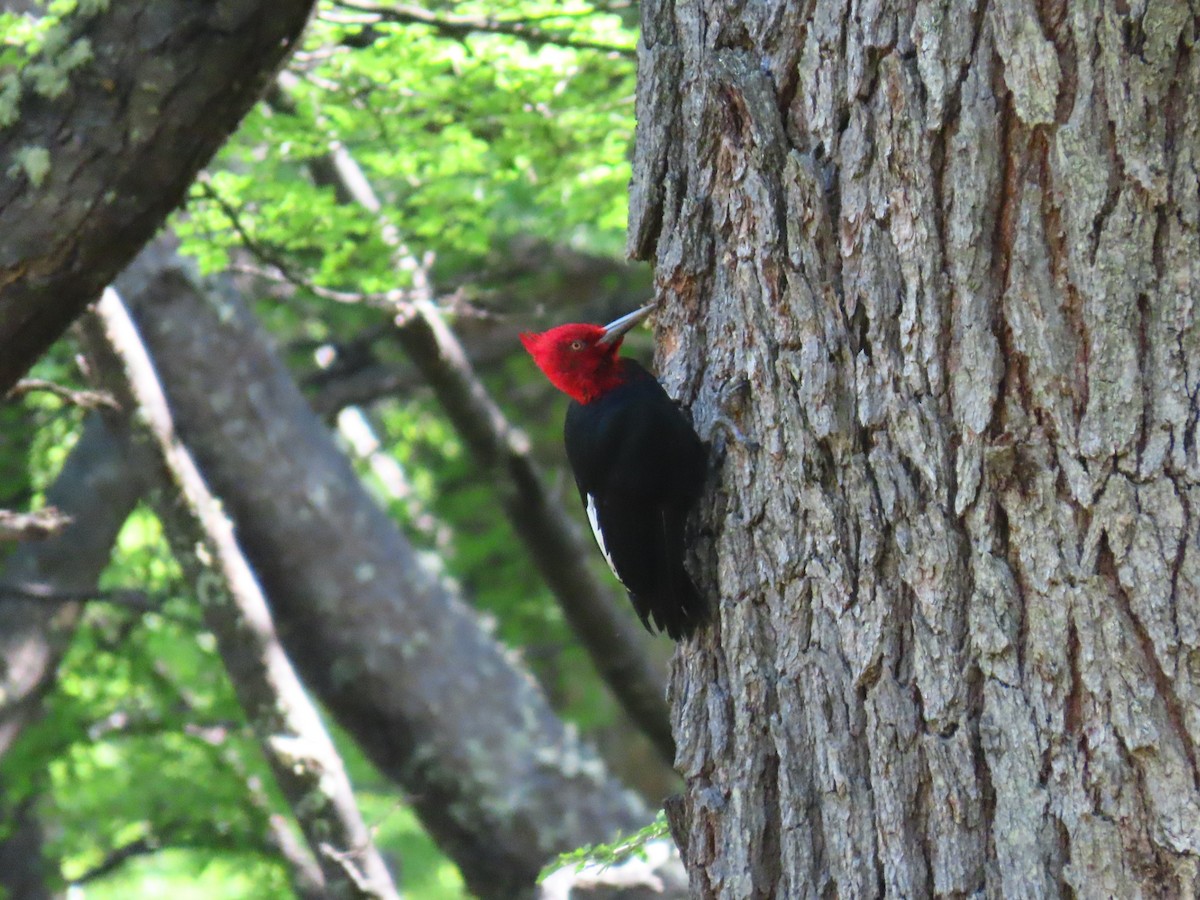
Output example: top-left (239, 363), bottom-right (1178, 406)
top-left (0, 0), bottom-right (315, 394)
top-left (632, 0), bottom-right (1200, 896)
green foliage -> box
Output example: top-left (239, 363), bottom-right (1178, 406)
top-left (175, 0), bottom-right (636, 300)
top-left (2, 509), bottom-right (282, 893)
top-left (538, 809), bottom-right (670, 882)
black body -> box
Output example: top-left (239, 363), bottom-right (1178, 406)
top-left (564, 361), bottom-right (710, 639)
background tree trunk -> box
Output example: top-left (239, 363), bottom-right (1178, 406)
top-left (632, 0), bottom-right (1200, 896)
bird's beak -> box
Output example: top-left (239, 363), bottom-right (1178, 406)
top-left (598, 304), bottom-right (656, 346)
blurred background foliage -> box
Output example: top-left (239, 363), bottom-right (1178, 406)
top-left (0, 0), bottom-right (667, 896)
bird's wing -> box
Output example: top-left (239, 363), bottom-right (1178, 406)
top-left (584, 490), bottom-right (621, 583)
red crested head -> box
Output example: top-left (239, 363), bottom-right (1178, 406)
top-left (520, 304), bottom-right (655, 405)
top-left (520, 323), bottom-right (623, 404)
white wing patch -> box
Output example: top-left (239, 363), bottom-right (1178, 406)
top-left (585, 492), bottom-right (622, 584)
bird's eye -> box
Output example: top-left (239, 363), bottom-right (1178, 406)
top-left (569, 340), bottom-right (585, 351)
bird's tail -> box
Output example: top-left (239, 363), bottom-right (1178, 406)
top-left (636, 566), bottom-right (711, 641)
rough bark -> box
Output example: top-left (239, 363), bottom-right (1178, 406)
top-left (631, 0), bottom-right (1200, 896)
top-left (0, 0), bottom-right (315, 394)
top-left (112, 238), bottom-right (647, 898)
top-left (83, 290), bottom-right (400, 898)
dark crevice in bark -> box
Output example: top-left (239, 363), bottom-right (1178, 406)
top-left (861, 40), bottom-right (898, 102)
top-left (1161, 32), bottom-right (1191, 193)
top-left (990, 73), bottom-right (1021, 297)
top-left (1135, 291), bottom-right (1153, 467)
top-left (929, 118), bottom-right (951, 415)
top-left (775, 60), bottom-right (801, 130)
top-left (1166, 470), bottom-right (1189, 662)
top-left (1037, 126), bottom-right (1090, 426)
top-left (1064, 610), bottom-right (1084, 744)
top-left (758, 749), bottom-right (782, 899)
top-left (1087, 68), bottom-right (1126, 264)
top-left (913, 745), bottom-right (936, 897)
top-left (966, 663), bottom-right (994, 891)
top-left (995, 499), bottom-right (1030, 682)
top-left (853, 680), bottom-right (886, 899)
top-left (1117, 9), bottom-right (1148, 61)
top-left (930, 0), bottom-right (990, 143)
top-left (1054, 814), bottom-right (1076, 899)
top-left (1107, 718), bottom-right (1179, 889)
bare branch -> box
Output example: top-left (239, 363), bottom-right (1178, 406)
top-left (0, 415), bottom-right (149, 760)
top-left (330, 0), bottom-right (636, 58)
top-left (197, 182), bottom-right (413, 309)
top-left (5, 379), bottom-right (120, 411)
top-left (0, 581), bottom-right (202, 628)
top-left (66, 829), bottom-right (279, 887)
top-left (0, 508), bottom-right (72, 542)
top-left (68, 837), bottom-right (159, 887)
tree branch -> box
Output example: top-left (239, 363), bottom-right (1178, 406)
top-left (0, 508), bottom-right (72, 542)
top-left (0, 0), bottom-right (317, 394)
top-left (0, 582), bottom-right (202, 628)
top-left (197, 181), bottom-right (414, 309)
top-left (0, 414), bottom-right (149, 760)
top-left (330, 0), bottom-right (636, 58)
top-left (81, 291), bottom-right (401, 900)
top-left (108, 236), bottom-right (646, 898)
top-left (5, 380), bottom-right (119, 411)
top-left (68, 837), bottom-right (159, 887)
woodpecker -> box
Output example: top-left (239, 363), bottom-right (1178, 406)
top-left (520, 304), bottom-right (710, 640)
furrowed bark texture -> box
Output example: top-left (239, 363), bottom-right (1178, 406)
top-left (0, 0), bottom-right (315, 394)
top-left (631, 0), bottom-right (1200, 896)
top-left (112, 238), bottom-right (647, 898)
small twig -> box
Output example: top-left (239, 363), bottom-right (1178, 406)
top-left (328, 0), bottom-right (636, 58)
top-left (0, 507), bottom-right (73, 541)
top-left (319, 842), bottom-right (374, 895)
top-left (68, 828), bottom-right (277, 887)
top-left (227, 261), bottom-right (413, 309)
top-left (198, 182), bottom-right (415, 311)
top-left (0, 581), bottom-right (202, 627)
top-left (6, 378), bottom-right (120, 410)
top-left (69, 837), bottom-right (159, 886)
